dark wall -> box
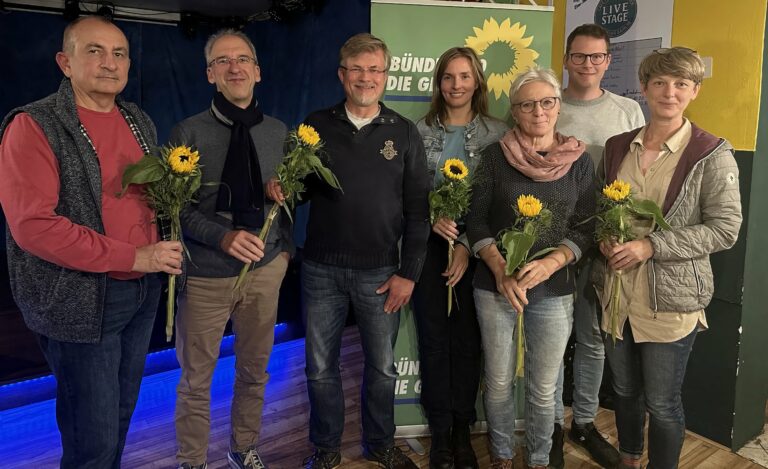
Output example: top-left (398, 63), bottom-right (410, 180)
top-left (681, 151), bottom-right (751, 447)
top-left (732, 13), bottom-right (768, 449)
top-left (0, 2), bottom-right (370, 384)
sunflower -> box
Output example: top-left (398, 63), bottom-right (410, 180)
top-left (465, 18), bottom-right (540, 100)
top-left (297, 124), bottom-right (321, 147)
top-left (517, 194), bottom-right (542, 218)
top-left (443, 158), bottom-right (469, 181)
top-left (602, 180), bottom-right (631, 202)
top-left (167, 145), bottom-right (200, 175)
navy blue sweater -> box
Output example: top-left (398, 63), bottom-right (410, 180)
top-left (302, 101), bottom-right (430, 281)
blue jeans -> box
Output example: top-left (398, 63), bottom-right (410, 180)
top-left (604, 323), bottom-right (697, 469)
top-left (475, 289), bottom-right (573, 466)
top-left (37, 275), bottom-right (161, 469)
top-left (555, 257), bottom-right (605, 425)
top-left (303, 260), bottom-right (400, 452)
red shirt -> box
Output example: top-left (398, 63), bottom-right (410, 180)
top-left (0, 106), bottom-right (158, 279)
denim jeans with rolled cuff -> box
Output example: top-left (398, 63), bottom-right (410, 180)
top-left (475, 289), bottom-right (573, 467)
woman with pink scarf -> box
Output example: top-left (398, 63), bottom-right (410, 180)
top-left (465, 68), bottom-right (596, 469)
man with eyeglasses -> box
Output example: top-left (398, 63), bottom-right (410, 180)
top-left (0, 16), bottom-right (183, 468)
top-left (170, 29), bottom-right (291, 469)
top-left (551, 23), bottom-right (645, 469)
top-left (266, 33), bottom-right (429, 469)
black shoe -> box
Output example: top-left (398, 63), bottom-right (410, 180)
top-left (302, 449), bottom-right (341, 469)
top-left (451, 424), bottom-right (477, 469)
top-left (548, 423), bottom-right (564, 469)
top-left (364, 445), bottom-right (418, 469)
top-left (569, 422), bottom-right (620, 469)
top-left (430, 429), bottom-right (453, 469)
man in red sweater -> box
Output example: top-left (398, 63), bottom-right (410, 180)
top-left (0, 15), bottom-right (182, 468)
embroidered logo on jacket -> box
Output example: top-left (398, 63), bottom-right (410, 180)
top-left (380, 140), bottom-right (398, 160)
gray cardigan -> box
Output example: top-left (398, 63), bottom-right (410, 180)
top-left (170, 104), bottom-right (291, 278)
top-left (0, 79), bottom-right (157, 343)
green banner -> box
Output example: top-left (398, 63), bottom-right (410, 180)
top-left (372, 0), bottom-right (553, 123)
top-left (372, 0), bottom-right (554, 435)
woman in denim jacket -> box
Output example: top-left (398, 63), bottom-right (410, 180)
top-left (412, 46), bottom-right (507, 469)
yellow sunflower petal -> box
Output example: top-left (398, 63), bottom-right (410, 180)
top-left (603, 180), bottom-right (631, 201)
top-left (517, 194), bottom-right (542, 217)
top-left (297, 124), bottom-right (321, 147)
top-left (465, 17), bottom-right (539, 99)
top-left (167, 145), bottom-right (199, 174)
top-left (443, 158), bottom-right (469, 181)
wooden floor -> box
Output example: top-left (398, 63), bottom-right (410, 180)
top-left (1, 326), bottom-right (762, 469)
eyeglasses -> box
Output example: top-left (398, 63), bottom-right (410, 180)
top-left (512, 97), bottom-right (559, 113)
top-left (653, 47), bottom-right (698, 55)
top-left (340, 66), bottom-right (387, 76)
top-left (568, 52), bottom-right (608, 65)
top-left (208, 56), bottom-right (258, 67)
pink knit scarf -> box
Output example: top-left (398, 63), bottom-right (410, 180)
top-left (499, 127), bottom-right (586, 182)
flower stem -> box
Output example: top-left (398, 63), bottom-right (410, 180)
top-left (610, 210), bottom-right (625, 345)
top-left (515, 312), bottom-right (525, 379)
top-left (447, 240), bottom-right (454, 317)
top-left (166, 215), bottom-right (180, 342)
top-left (166, 274), bottom-right (176, 342)
top-left (234, 204), bottom-right (280, 290)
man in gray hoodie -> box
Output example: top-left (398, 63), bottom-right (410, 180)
top-left (170, 29), bottom-right (290, 469)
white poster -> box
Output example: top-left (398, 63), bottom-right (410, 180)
top-left (564, 0), bottom-right (674, 114)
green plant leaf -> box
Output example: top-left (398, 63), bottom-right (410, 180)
top-left (281, 203), bottom-right (294, 224)
top-left (630, 198), bottom-right (672, 230)
top-left (314, 164), bottom-right (342, 190)
top-left (119, 157), bottom-right (165, 194)
top-left (500, 230), bottom-right (535, 276)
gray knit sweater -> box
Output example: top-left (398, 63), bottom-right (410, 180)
top-left (170, 104), bottom-right (291, 278)
top-left (0, 79), bottom-right (157, 343)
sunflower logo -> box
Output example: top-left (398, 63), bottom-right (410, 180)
top-left (465, 18), bottom-right (540, 100)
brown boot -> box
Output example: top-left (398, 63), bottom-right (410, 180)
top-left (490, 457), bottom-right (515, 469)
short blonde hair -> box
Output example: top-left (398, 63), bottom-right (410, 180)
top-left (638, 47), bottom-right (704, 85)
top-left (508, 67), bottom-right (561, 106)
top-left (339, 33), bottom-right (391, 70)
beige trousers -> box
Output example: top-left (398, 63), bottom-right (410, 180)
top-left (174, 254), bottom-right (288, 465)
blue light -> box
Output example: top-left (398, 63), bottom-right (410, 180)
top-left (0, 322), bottom-right (301, 412)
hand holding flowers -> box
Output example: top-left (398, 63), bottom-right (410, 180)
top-left (496, 194), bottom-right (556, 378)
top-left (594, 179), bottom-right (671, 343)
top-left (236, 124), bottom-right (341, 289)
top-left (120, 144), bottom-right (202, 341)
top-left (429, 158), bottom-right (472, 315)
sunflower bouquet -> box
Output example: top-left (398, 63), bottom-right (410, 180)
top-left (497, 194), bottom-right (555, 378)
top-left (596, 180), bottom-right (671, 343)
top-left (429, 158), bottom-right (472, 316)
top-left (120, 144), bottom-right (202, 341)
top-left (234, 124), bottom-right (341, 289)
